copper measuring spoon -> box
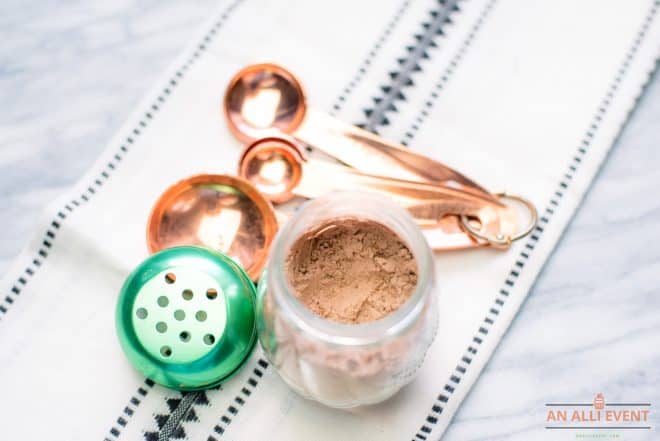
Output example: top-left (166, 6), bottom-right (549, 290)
top-left (223, 63), bottom-right (498, 204)
top-left (146, 174), bottom-right (279, 280)
top-left (237, 136), bottom-right (528, 246)
top-left (238, 136), bottom-right (493, 208)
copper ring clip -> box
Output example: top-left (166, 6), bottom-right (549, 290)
top-left (459, 193), bottom-right (538, 247)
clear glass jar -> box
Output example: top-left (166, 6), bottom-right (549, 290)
top-left (256, 192), bottom-right (437, 408)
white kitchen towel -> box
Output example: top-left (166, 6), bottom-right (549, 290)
top-left (1, 0), bottom-right (658, 440)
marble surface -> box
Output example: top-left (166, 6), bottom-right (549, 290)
top-left (1, 1), bottom-right (658, 440)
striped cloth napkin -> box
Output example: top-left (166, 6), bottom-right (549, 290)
top-left (1, 0), bottom-right (658, 439)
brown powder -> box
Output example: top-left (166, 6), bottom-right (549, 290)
top-left (285, 218), bottom-right (418, 324)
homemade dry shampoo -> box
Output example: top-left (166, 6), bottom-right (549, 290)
top-left (286, 219), bottom-right (418, 324)
top-left (257, 192), bottom-right (438, 407)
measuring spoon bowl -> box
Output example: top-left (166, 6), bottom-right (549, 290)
top-left (238, 135), bottom-right (305, 204)
top-left (224, 63), bottom-right (307, 144)
top-left (146, 174), bottom-right (279, 280)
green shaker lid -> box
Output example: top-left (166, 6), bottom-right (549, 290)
top-left (116, 246), bottom-right (257, 390)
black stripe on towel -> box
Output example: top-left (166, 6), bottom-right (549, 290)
top-left (105, 379), bottom-right (155, 441)
top-left (360, 0), bottom-right (462, 132)
top-left (412, 1), bottom-right (659, 438)
top-left (207, 359), bottom-right (270, 441)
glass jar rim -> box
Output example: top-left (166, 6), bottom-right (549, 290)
top-left (267, 191), bottom-right (434, 346)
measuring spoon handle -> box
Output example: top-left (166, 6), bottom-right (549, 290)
top-left (293, 158), bottom-right (500, 219)
top-left (294, 108), bottom-right (498, 204)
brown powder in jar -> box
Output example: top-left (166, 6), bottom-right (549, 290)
top-left (285, 218), bottom-right (418, 324)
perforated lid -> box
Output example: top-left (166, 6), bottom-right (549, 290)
top-left (116, 246), bottom-right (257, 390)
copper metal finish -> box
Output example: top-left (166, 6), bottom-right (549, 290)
top-left (238, 136), bottom-right (488, 207)
top-left (146, 174), bottom-right (278, 280)
top-left (237, 136), bottom-right (520, 250)
top-left (460, 192), bottom-right (538, 247)
top-left (224, 63), bottom-right (497, 204)
top-left (224, 63), bottom-right (306, 144)
top-left (421, 216), bottom-right (485, 250)
top-left (239, 135), bottom-right (304, 204)
top-left (223, 63), bottom-right (539, 251)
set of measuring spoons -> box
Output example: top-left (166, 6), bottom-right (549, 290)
top-left (146, 63), bottom-right (538, 279)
